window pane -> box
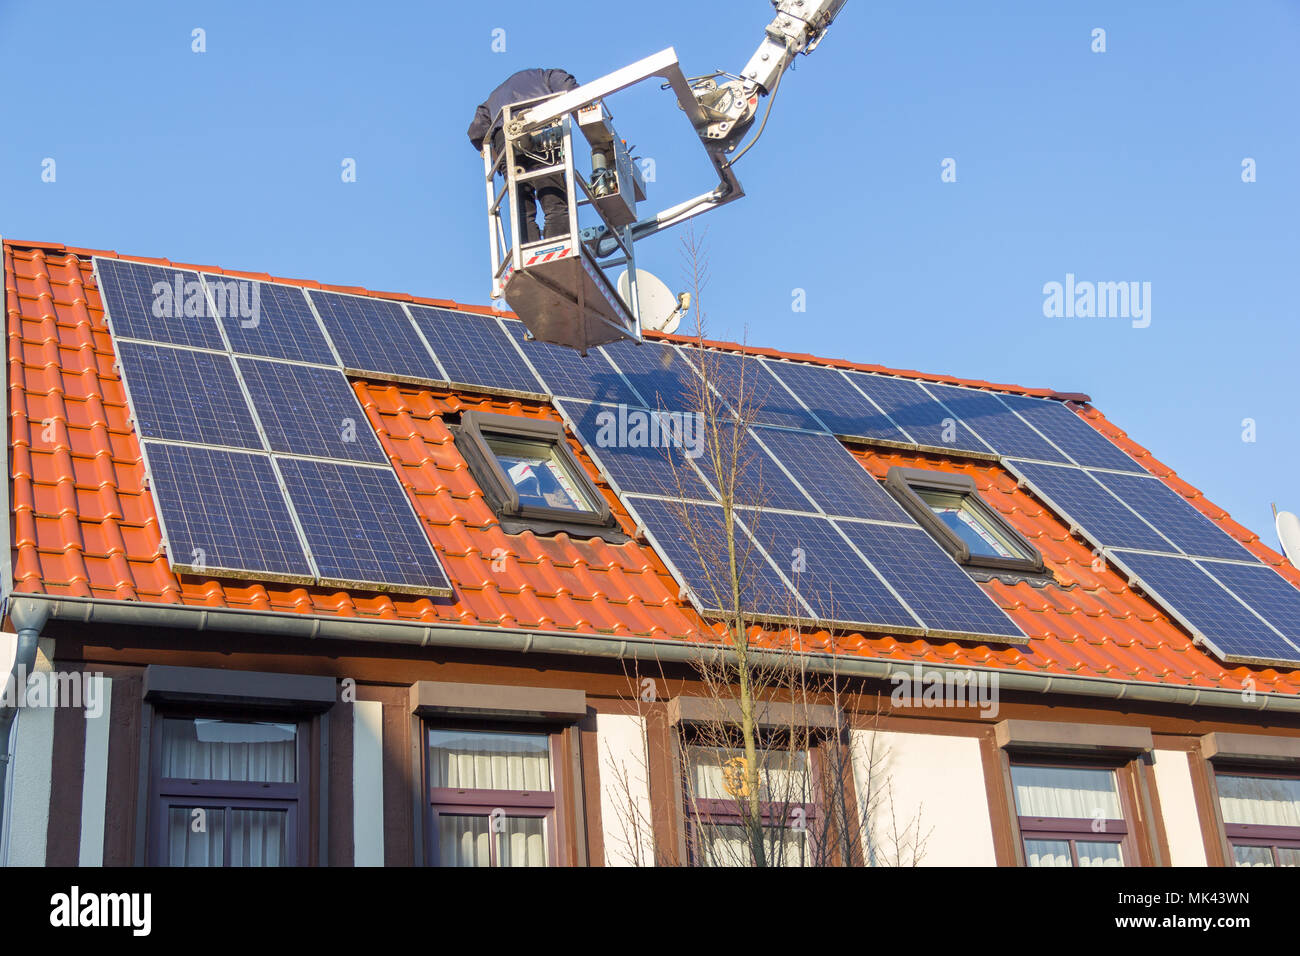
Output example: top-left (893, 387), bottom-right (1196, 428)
top-left (1076, 841), bottom-right (1124, 867)
top-left (685, 746), bottom-right (812, 804)
top-left (1024, 839), bottom-right (1071, 867)
top-left (1277, 847), bottom-right (1300, 867)
top-left (496, 816), bottom-right (548, 867)
top-left (168, 807), bottom-right (224, 867)
top-left (1232, 844), bottom-right (1275, 867)
top-left (428, 729), bottom-right (552, 791)
top-left (694, 824), bottom-right (811, 867)
top-left (919, 490), bottom-right (1022, 559)
top-left (161, 718), bottom-right (297, 783)
top-left (486, 436), bottom-right (591, 512)
top-left (1217, 774), bottom-right (1300, 827)
top-left (1011, 765), bottom-right (1122, 820)
top-left (438, 815), bottom-right (491, 867)
top-left (229, 809), bottom-right (288, 866)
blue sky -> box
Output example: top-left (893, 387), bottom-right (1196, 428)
top-left (2, 0), bottom-right (1297, 546)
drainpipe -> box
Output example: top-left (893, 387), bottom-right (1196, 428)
top-left (0, 596), bottom-right (51, 854)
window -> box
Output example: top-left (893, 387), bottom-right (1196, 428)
top-left (681, 743), bottom-right (818, 867)
top-left (1010, 763), bottom-right (1132, 866)
top-left (151, 716), bottom-right (308, 866)
top-left (455, 410), bottom-right (615, 536)
top-left (886, 467), bottom-right (1042, 572)
top-left (1215, 771), bottom-right (1300, 867)
top-left (425, 726), bottom-right (558, 867)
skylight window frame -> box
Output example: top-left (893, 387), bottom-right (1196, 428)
top-left (885, 466), bottom-right (1043, 573)
top-left (455, 409), bottom-right (614, 537)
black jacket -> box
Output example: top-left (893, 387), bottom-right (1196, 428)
top-left (467, 68), bottom-right (579, 150)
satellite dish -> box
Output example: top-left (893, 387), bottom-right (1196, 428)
top-left (1277, 510), bottom-right (1300, 565)
top-left (617, 268), bottom-right (688, 334)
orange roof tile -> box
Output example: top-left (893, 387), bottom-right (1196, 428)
top-left (6, 239), bottom-right (1299, 697)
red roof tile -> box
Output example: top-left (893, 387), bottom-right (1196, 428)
top-left (6, 239), bottom-right (1299, 696)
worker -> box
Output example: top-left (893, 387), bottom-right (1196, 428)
top-left (468, 68), bottom-right (580, 245)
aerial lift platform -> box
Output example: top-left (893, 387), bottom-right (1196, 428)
top-left (482, 0), bottom-right (848, 353)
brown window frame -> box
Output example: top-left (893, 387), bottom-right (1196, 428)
top-left (885, 466), bottom-right (1043, 573)
top-left (454, 409), bottom-right (619, 539)
top-left (1008, 758), bottom-right (1143, 867)
top-left (419, 718), bottom-right (571, 867)
top-left (1209, 765), bottom-right (1300, 867)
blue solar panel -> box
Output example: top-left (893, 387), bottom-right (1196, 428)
top-left (998, 393), bottom-right (1140, 471)
top-left (276, 457), bottom-right (452, 595)
top-left (1008, 460), bottom-right (1171, 552)
top-left (208, 279), bottom-right (337, 365)
top-left (505, 321), bottom-right (641, 405)
top-left (1091, 470), bottom-right (1258, 562)
top-left (751, 427), bottom-right (912, 522)
top-left (627, 495), bottom-right (802, 621)
top-left (1198, 561), bottom-right (1300, 659)
top-left (1109, 550), bottom-right (1300, 664)
top-left (96, 258), bottom-right (224, 350)
top-left (836, 521), bottom-right (1025, 640)
top-left (117, 341), bottom-right (262, 449)
top-left (409, 306), bottom-right (544, 396)
top-left (764, 361), bottom-right (905, 442)
top-left (924, 384), bottom-right (1070, 464)
top-left (603, 339), bottom-right (701, 410)
top-left (308, 291), bottom-right (442, 382)
top-left (740, 509), bottom-right (919, 631)
top-left (677, 350), bottom-right (823, 430)
top-left (237, 358), bottom-right (387, 464)
top-left (143, 442), bottom-right (312, 581)
top-left (707, 422), bottom-right (817, 513)
top-left (847, 372), bottom-right (991, 453)
top-left (558, 399), bottom-right (712, 500)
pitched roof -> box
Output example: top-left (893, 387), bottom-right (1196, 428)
top-left (7, 238), bottom-right (1299, 696)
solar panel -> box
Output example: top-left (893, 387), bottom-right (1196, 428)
top-left (307, 291), bottom-right (442, 382)
top-left (1007, 460), bottom-right (1171, 553)
top-left (558, 398), bottom-right (711, 500)
top-left (208, 279), bottom-right (337, 365)
top-left (751, 427), bottom-right (912, 522)
top-left (627, 495), bottom-right (805, 621)
top-left (1091, 470), bottom-right (1258, 562)
top-left (143, 442), bottom-right (313, 582)
top-left (603, 339), bottom-right (701, 411)
top-left (1108, 550), bottom-right (1300, 665)
top-left (764, 360), bottom-right (905, 443)
top-left (998, 393), bottom-right (1140, 472)
top-left (677, 349), bottom-right (823, 430)
top-left (237, 358), bottom-right (387, 464)
top-left (924, 383), bottom-right (1070, 464)
top-left (276, 457), bottom-right (452, 595)
top-left (505, 322), bottom-right (642, 405)
top-left (116, 341), bottom-right (263, 450)
top-left (835, 521), bottom-right (1025, 640)
top-left (704, 422), bottom-right (818, 513)
top-left (1198, 561), bottom-right (1300, 657)
top-left (740, 509), bottom-right (919, 632)
top-left (95, 258), bottom-right (224, 350)
top-left (409, 306), bottom-right (545, 396)
top-left (847, 372), bottom-right (991, 454)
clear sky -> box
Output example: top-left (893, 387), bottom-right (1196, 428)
top-left (2, 0), bottom-right (1297, 547)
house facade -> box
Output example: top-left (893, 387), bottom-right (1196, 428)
top-left (2, 238), bottom-right (1298, 867)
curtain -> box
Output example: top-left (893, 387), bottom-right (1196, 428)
top-left (686, 747), bottom-right (811, 805)
top-left (1075, 841), bottom-right (1123, 866)
top-left (428, 729), bottom-right (551, 791)
top-left (230, 809), bottom-right (287, 866)
top-left (437, 814), bottom-right (546, 867)
top-left (1232, 845), bottom-right (1274, 867)
top-left (1011, 765), bottom-right (1121, 819)
top-left (694, 824), bottom-right (811, 867)
top-left (161, 719), bottom-right (296, 783)
top-left (1217, 774), bottom-right (1300, 827)
top-left (168, 807), bottom-right (223, 867)
top-left (1024, 839), bottom-right (1070, 867)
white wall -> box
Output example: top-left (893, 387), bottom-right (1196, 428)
top-left (1151, 749), bottom-right (1208, 866)
top-left (852, 729), bottom-right (997, 867)
top-left (596, 713), bottom-right (654, 866)
top-left (4, 637), bottom-right (55, 866)
top-left (78, 676), bottom-right (113, 866)
top-left (353, 699), bottom-right (385, 866)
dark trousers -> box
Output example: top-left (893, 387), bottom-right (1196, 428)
top-left (492, 130), bottom-right (570, 244)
